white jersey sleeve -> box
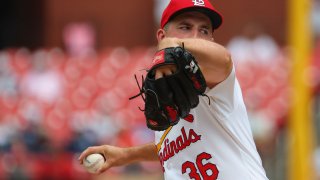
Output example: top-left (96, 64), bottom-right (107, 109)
top-left (155, 66), bottom-right (268, 180)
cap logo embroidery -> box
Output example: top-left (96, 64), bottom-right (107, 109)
top-left (192, 0), bottom-right (205, 6)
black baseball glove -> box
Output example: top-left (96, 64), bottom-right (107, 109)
top-left (130, 45), bottom-right (208, 131)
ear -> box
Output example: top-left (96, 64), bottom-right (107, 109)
top-left (156, 29), bottom-right (166, 42)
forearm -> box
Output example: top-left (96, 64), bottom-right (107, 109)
top-left (185, 39), bottom-right (231, 70)
top-left (158, 38), bottom-right (232, 87)
top-left (158, 38), bottom-right (230, 67)
top-left (122, 143), bottom-right (159, 165)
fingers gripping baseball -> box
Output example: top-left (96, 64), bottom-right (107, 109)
top-left (78, 145), bottom-right (127, 174)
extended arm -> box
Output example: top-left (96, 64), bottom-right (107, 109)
top-left (79, 143), bottom-right (158, 174)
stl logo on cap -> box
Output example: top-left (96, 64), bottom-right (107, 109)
top-left (160, 0), bottom-right (223, 30)
top-left (192, 0), bottom-right (205, 6)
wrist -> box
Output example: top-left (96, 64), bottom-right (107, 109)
top-left (158, 37), bottom-right (181, 50)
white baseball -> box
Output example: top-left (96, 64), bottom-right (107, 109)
top-left (83, 153), bottom-right (105, 174)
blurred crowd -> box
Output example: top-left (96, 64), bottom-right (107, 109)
top-left (0, 47), bottom-right (162, 179)
top-left (0, 20), bottom-right (320, 180)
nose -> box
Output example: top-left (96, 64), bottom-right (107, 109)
top-left (191, 30), bottom-right (199, 38)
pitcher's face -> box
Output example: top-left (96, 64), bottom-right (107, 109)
top-left (160, 11), bottom-right (214, 41)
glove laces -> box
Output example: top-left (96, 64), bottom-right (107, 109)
top-left (129, 74), bottom-right (161, 111)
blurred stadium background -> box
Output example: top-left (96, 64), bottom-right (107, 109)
top-left (0, 0), bottom-right (319, 179)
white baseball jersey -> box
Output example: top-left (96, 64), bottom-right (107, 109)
top-left (155, 66), bottom-right (268, 180)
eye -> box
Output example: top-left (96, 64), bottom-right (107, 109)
top-left (178, 25), bottom-right (190, 30)
top-left (200, 28), bottom-right (209, 35)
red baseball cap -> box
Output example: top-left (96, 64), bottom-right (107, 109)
top-left (160, 0), bottom-right (223, 30)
